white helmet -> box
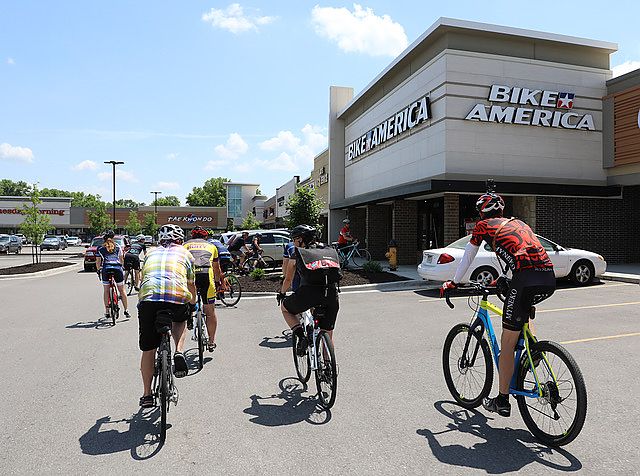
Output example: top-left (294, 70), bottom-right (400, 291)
top-left (158, 224), bottom-right (184, 242)
top-left (343, 218), bottom-right (350, 224)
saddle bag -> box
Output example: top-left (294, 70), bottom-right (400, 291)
top-left (295, 245), bottom-right (342, 286)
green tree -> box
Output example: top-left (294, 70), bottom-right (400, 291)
top-left (114, 198), bottom-right (144, 208)
top-left (142, 213), bottom-right (159, 237)
top-left (285, 186), bottom-right (324, 231)
top-left (0, 179), bottom-right (32, 196)
top-left (88, 202), bottom-right (112, 235)
top-left (186, 177), bottom-right (228, 207)
top-left (241, 212), bottom-right (261, 230)
top-left (152, 195), bottom-right (180, 206)
top-left (125, 210), bottom-right (142, 235)
top-left (19, 184), bottom-right (51, 264)
top-left (70, 192), bottom-right (104, 208)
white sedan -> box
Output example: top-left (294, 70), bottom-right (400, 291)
top-left (417, 234), bottom-right (607, 286)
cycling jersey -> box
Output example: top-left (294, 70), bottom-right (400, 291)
top-left (138, 244), bottom-right (195, 304)
top-left (283, 242), bottom-right (301, 291)
top-left (126, 242), bottom-right (146, 256)
top-left (470, 218), bottom-right (553, 272)
top-left (227, 236), bottom-right (245, 252)
top-left (183, 239), bottom-right (219, 272)
top-left (337, 226), bottom-right (351, 245)
top-left (97, 244), bottom-right (123, 269)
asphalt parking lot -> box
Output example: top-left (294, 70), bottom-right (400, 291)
top-left (0, 246), bottom-right (84, 269)
top-left (0, 269), bottom-right (638, 474)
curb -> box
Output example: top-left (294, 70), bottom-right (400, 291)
top-left (242, 279), bottom-right (438, 297)
top-left (602, 272), bottom-right (640, 285)
top-left (0, 262), bottom-right (82, 280)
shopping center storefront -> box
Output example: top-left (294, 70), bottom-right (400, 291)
top-left (327, 18), bottom-right (640, 264)
top-left (0, 196), bottom-right (72, 234)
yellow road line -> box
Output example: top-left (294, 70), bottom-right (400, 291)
top-left (561, 332), bottom-right (640, 345)
top-left (537, 301), bottom-right (640, 314)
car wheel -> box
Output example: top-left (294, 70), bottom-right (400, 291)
top-left (84, 264), bottom-right (93, 272)
top-left (570, 260), bottom-right (594, 286)
top-left (470, 266), bottom-right (498, 286)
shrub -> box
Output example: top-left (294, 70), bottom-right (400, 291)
top-left (362, 260), bottom-right (383, 273)
top-left (250, 268), bottom-right (266, 280)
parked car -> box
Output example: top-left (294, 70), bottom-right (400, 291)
top-left (15, 234), bottom-right (27, 245)
top-left (0, 234), bottom-right (22, 254)
top-left (83, 235), bottom-right (128, 272)
top-left (40, 236), bottom-right (65, 251)
top-left (66, 236), bottom-right (81, 246)
top-left (417, 234), bottom-right (607, 286)
top-left (221, 229), bottom-right (291, 264)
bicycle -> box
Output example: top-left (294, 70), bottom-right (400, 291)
top-left (191, 293), bottom-right (210, 370)
top-left (152, 310), bottom-right (179, 443)
top-left (123, 267), bottom-right (135, 295)
top-left (217, 273), bottom-right (242, 307)
top-left (332, 240), bottom-right (371, 269)
top-left (441, 282), bottom-right (587, 446)
top-left (291, 305), bottom-right (338, 409)
top-left (98, 269), bottom-right (119, 326)
top-left (234, 250), bottom-right (276, 274)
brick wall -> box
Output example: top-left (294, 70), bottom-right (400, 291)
top-left (513, 196), bottom-right (536, 230)
top-left (366, 204), bottom-right (391, 260)
top-left (347, 208), bottom-right (366, 247)
top-left (392, 200), bottom-right (418, 265)
top-left (444, 194), bottom-right (460, 245)
top-left (536, 186), bottom-right (640, 264)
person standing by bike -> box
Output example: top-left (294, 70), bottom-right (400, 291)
top-left (124, 236), bottom-right (146, 291)
top-left (337, 218), bottom-right (354, 250)
top-left (184, 226), bottom-right (223, 351)
top-left (137, 224), bottom-right (197, 407)
top-left (441, 192), bottom-right (555, 417)
top-left (278, 225), bottom-right (340, 355)
top-left (96, 230), bottom-right (130, 320)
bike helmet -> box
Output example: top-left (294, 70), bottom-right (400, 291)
top-left (103, 229), bottom-right (115, 239)
top-left (191, 226), bottom-right (208, 239)
top-left (291, 224), bottom-right (316, 244)
top-left (255, 233), bottom-right (262, 238)
top-left (342, 218), bottom-right (350, 224)
top-left (476, 192), bottom-right (505, 218)
top-left (158, 224), bottom-right (184, 243)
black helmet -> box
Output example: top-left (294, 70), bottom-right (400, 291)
top-left (291, 224), bottom-right (316, 244)
top-left (255, 233), bottom-right (262, 238)
top-left (103, 229), bottom-right (115, 239)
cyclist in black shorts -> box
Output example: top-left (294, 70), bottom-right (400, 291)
top-left (124, 236), bottom-right (146, 291)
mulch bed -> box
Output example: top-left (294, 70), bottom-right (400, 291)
top-left (237, 269), bottom-right (410, 293)
top-left (0, 261), bottom-right (74, 275)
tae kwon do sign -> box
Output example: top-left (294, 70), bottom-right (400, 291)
top-left (167, 213), bottom-right (213, 224)
top-left (465, 85), bottom-right (595, 131)
top-left (347, 96), bottom-right (431, 161)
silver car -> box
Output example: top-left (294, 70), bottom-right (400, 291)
top-left (0, 234), bottom-right (22, 254)
top-left (222, 229), bottom-right (291, 263)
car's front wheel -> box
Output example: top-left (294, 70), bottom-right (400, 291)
top-left (470, 266), bottom-right (498, 286)
top-left (570, 260), bottom-right (594, 286)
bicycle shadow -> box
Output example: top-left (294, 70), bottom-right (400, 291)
top-left (79, 408), bottom-right (165, 460)
top-left (258, 329), bottom-right (292, 350)
top-left (183, 348), bottom-right (213, 376)
top-left (416, 401), bottom-right (582, 474)
top-left (244, 377), bottom-right (331, 427)
top-left (65, 315), bottom-right (130, 330)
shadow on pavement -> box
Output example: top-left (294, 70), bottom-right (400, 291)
top-left (258, 329), bottom-right (292, 350)
top-left (244, 377), bottom-right (331, 426)
top-left (183, 347), bottom-right (213, 376)
top-left (417, 401), bottom-right (582, 474)
top-left (66, 315), bottom-right (130, 330)
top-left (79, 408), bottom-right (164, 459)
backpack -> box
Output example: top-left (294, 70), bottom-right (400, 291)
top-left (295, 243), bottom-right (342, 286)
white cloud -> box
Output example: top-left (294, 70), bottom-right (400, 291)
top-left (214, 132), bottom-right (249, 159)
top-left (0, 142), bottom-right (34, 163)
top-left (612, 60), bottom-right (640, 78)
top-left (311, 4), bottom-right (408, 57)
top-left (257, 124), bottom-right (327, 172)
top-left (166, 152), bottom-right (179, 160)
top-left (204, 159), bottom-right (228, 171)
top-left (7, 57), bottom-right (15, 65)
top-left (72, 160), bottom-right (98, 171)
top-left (97, 169), bottom-right (139, 183)
top-left (257, 152), bottom-right (298, 172)
top-left (155, 181), bottom-right (180, 191)
top-left (259, 130), bottom-right (300, 152)
top-left (233, 163), bottom-right (251, 173)
top-left (202, 3), bottom-right (276, 34)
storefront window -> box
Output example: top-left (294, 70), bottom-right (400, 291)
top-left (228, 185), bottom-right (242, 219)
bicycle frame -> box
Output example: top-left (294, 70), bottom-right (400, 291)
top-left (467, 297), bottom-right (556, 399)
top-left (299, 310), bottom-right (320, 371)
top-left (335, 242), bottom-right (357, 264)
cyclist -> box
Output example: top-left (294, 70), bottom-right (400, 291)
top-left (246, 233), bottom-right (263, 269)
top-left (137, 224), bottom-right (197, 407)
top-left (228, 231), bottom-right (250, 268)
top-left (441, 192), bottom-right (555, 417)
top-left (96, 230), bottom-right (130, 320)
top-left (278, 225), bottom-right (340, 355)
top-left (124, 236), bottom-right (146, 291)
top-left (337, 218), bottom-right (354, 250)
top-left (184, 226), bottom-right (223, 351)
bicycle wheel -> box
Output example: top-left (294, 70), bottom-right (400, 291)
top-left (442, 324), bottom-right (493, 408)
top-left (125, 270), bottom-right (134, 295)
top-left (292, 332), bottom-right (311, 383)
top-left (315, 331), bottom-right (337, 409)
top-left (258, 255), bottom-right (276, 272)
top-left (220, 274), bottom-right (242, 307)
top-left (110, 285), bottom-right (118, 326)
top-left (196, 311), bottom-right (204, 370)
top-left (515, 340), bottom-right (587, 446)
top-left (351, 248), bottom-right (372, 268)
top-left (159, 347), bottom-right (169, 443)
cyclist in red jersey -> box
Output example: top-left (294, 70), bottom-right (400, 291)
top-left (337, 218), bottom-right (353, 249)
top-left (441, 192), bottom-right (556, 417)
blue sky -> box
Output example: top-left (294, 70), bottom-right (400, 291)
top-left (1, 1), bottom-right (639, 204)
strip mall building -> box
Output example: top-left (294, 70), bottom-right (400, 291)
top-left (327, 18), bottom-right (640, 264)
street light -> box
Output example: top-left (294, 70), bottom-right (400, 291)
top-left (150, 191), bottom-right (162, 224)
top-left (104, 161), bottom-right (124, 227)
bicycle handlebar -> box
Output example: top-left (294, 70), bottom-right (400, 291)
top-left (443, 282), bottom-right (498, 309)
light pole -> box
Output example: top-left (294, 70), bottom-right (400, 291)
top-left (104, 161), bottom-right (124, 228)
top-left (150, 191), bottom-right (162, 224)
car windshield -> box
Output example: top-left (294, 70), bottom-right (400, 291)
top-left (44, 237), bottom-right (57, 242)
top-left (91, 238), bottom-right (104, 247)
top-left (0, 236), bottom-right (9, 242)
top-left (447, 235), bottom-right (471, 249)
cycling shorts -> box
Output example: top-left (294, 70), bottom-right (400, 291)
top-left (101, 266), bottom-right (124, 285)
top-left (195, 271), bottom-right (217, 304)
top-left (124, 253), bottom-right (141, 271)
top-left (137, 301), bottom-right (189, 351)
top-left (282, 285), bottom-right (339, 331)
top-left (502, 268), bottom-right (555, 331)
